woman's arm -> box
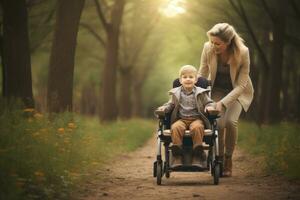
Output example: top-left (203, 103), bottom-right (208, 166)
top-left (221, 48), bottom-right (250, 108)
top-left (198, 42), bottom-right (210, 78)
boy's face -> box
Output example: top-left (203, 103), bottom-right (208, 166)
top-left (179, 72), bottom-right (197, 91)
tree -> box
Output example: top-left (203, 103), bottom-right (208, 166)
top-left (93, 0), bottom-right (125, 121)
top-left (47, 0), bottom-right (85, 113)
top-left (1, 0), bottom-right (34, 107)
top-left (263, 0), bottom-right (287, 123)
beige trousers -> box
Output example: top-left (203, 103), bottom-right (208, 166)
top-left (212, 91), bottom-right (243, 157)
top-left (170, 118), bottom-right (204, 148)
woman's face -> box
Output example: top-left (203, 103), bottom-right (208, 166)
top-left (210, 36), bottom-right (228, 54)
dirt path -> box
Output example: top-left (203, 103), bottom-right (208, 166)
top-left (75, 136), bottom-right (300, 200)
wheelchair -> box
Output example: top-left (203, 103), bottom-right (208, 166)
top-left (153, 77), bottom-right (223, 185)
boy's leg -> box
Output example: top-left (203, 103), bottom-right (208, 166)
top-left (189, 119), bottom-right (207, 167)
top-left (189, 119), bottom-right (204, 148)
top-left (170, 119), bottom-right (187, 167)
top-left (170, 119), bottom-right (186, 147)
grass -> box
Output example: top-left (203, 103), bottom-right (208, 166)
top-left (238, 120), bottom-right (300, 179)
top-left (0, 107), bottom-right (155, 199)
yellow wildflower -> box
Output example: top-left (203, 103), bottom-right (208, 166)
top-left (34, 171), bottom-right (45, 177)
top-left (23, 108), bottom-right (35, 112)
top-left (33, 113), bottom-right (43, 119)
top-left (64, 138), bottom-right (70, 144)
top-left (57, 128), bottom-right (65, 134)
top-left (68, 122), bottom-right (76, 129)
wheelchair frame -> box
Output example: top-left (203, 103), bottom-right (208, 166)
top-left (153, 112), bottom-right (223, 185)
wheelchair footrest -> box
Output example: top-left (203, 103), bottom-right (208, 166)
top-left (169, 165), bottom-right (209, 172)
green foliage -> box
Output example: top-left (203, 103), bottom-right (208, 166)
top-left (238, 121), bottom-right (300, 179)
top-left (0, 107), bottom-right (155, 199)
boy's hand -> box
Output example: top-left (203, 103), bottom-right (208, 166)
top-left (205, 106), bottom-right (220, 116)
top-left (156, 106), bottom-right (165, 111)
top-left (154, 106), bottom-right (166, 117)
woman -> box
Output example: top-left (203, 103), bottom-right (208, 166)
top-left (198, 23), bottom-right (254, 177)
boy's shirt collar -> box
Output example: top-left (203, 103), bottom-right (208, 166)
top-left (181, 86), bottom-right (196, 95)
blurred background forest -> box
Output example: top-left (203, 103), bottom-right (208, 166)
top-left (1, 0), bottom-right (300, 124)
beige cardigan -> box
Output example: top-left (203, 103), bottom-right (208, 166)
top-left (198, 42), bottom-right (254, 112)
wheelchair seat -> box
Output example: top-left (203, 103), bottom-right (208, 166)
top-left (162, 129), bottom-right (212, 136)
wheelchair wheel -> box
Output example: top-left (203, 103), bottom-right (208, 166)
top-left (156, 161), bottom-right (163, 185)
top-left (213, 163), bottom-right (220, 185)
top-left (164, 161), bottom-right (170, 178)
top-left (220, 161), bottom-right (224, 177)
top-left (165, 171), bottom-right (170, 178)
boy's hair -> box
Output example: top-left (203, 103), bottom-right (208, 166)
top-left (179, 65), bottom-right (197, 77)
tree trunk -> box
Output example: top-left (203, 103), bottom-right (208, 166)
top-left (47, 0), bottom-right (84, 113)
top-left (80, 83), bottom-right (97, 115)
top-left (256, 33), bottom-right (270, 125)
top-left (100, 0), bottom-right (125, 121)
top-left (132, 83), bottom-right (143, 117)
top-left (0, 35), bottom-right (6, 97)
top-left (1, 0), bottom-right (34, 107)
top-left (263, 1), bottom-right (287, 123)
top-left (296, 73), bottom-right (300, 121)
top-left (119, 67), bottom-right (132, 119)
top-left (282, 47), bottom-right (294, 120)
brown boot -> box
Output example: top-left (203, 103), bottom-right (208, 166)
top-left (172, 155), bottom-right (182, 167)
top-left (171, 145), bottom-right (182, 167)
top-left (192, 145), bottom-right (207, 168)
top-left (223, 155), bottom-right (232, 177)
top-left (171, 145), bottom-right (182, 156)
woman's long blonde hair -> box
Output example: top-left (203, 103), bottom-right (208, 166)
top-left (207, 23), bottom-right (245, 64)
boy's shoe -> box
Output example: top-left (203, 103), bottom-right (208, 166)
top-left (192, 156), bottom-right (202, 168)
top-left (200, 151), bottom-right (207, 168)
top-left (192, 145), bottom-right (207, 168)
top-left (193, 145), bottom-right (203, 155)
top-left (171, 155), bottom-right (183, 168)
top-left (171, 145), bottom-right (182, 156)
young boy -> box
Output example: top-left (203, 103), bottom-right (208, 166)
top-left (156, 65), bottom-right (215, 168)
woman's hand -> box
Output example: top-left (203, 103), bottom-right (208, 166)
top-left (205, 106), bottom-right (220, 116)
top-left (205, 106), bottom-right (215, 112)
top-left (216, 101), bottom-right (225, 112)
